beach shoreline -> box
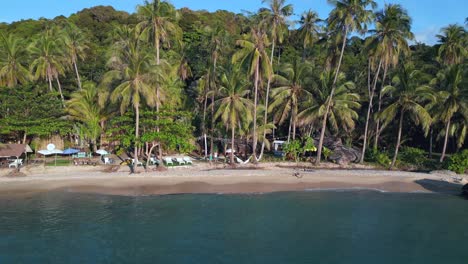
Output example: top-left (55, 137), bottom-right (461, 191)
top-left (0, 162), bottom-right (465, 198)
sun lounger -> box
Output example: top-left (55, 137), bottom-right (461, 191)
top-left (131, 159), bottom-right (143, 166)
top-left (164, 157), bottom-right (174, 167)
top-left (174, 157), bottom-right (186, 165)
top-left (8, 159), bottom-right (23, 168)
top-left (183, 157), bottom-right (193, 165)
top-left (149, 157), bottom-right (160, 166)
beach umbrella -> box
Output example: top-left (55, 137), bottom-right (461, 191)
top-left (62, 148), bottom-right (79, 155)
top-left (96, 149), bottom-right (108, 155)
top-left (38, 150), bottom-right (52, 155)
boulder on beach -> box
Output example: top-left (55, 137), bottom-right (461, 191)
top-left (314, 137), bottom-right (361, 165)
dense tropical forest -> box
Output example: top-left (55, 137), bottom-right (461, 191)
top-left (0, 0), bottom-right (466, 170)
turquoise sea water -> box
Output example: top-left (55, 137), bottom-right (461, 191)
top-left (0, 191), bottom-right (467, 263)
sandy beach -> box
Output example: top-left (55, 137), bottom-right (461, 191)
top-left (0, 162), bottom-right (466, 198)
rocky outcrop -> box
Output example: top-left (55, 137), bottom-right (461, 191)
top-left (315, 137), bottom-right (361, 165)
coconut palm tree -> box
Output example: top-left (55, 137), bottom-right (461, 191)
top-left (258, 0), bottom-right (293, 159)
top-left (137, 0), bottom-right (180, 65)
top-left (62, 22), bottom-right (88, 90)
top-left (214, 70), bottom-right (254, 164)
top-left (232, 28), bottom-right (272, 160)
top-left (430, 65), bottom-right (468, 162)
top-left (436, 24), bottom-right (467, 66)
top-left (315, 0), bottom-right (376, 164)
top-left (0, 33), bottom-right (31, 87)
top-left (269, 59), bottom-right (313, 140)
top-left (102, 29), bottom-right (160, 167)
top-left (298, 71), bottom-right (361, 139)
top-left (361, 4), bottom-right (414, 162)
top-left (379, 65), bottom-right (433, 169)
top-left (298, 10), bottom-right (321, 61)
top-left (66, 82), bottom-right (107, 152)
top-left (29, 31), bottom-right (66, 102)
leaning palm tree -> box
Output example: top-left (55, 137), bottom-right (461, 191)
top-left (436, 24), bottom-right (467, 66)
top-left (361, 4), bottom-right (414, 162)
top-left (298, 71), bottom-right (361, 139)
top-left (269, 59), bottom-right (313, 140)
top-left (0, 33), bottom-right (31, 87)
top-left (137, 0), bottom-right (181, 65)
top-left (379, 65), bottom-right (433, 169)
top-left (29, 31), bottom-right (66, 101)
top-left (232, 28), bottom-right (272, 160)
top-left (214, 69), bottom-right (254, 164)
top-left (430, 65), bottom-right (468, 162)
top-left (315, 0), bottom-right (376, 164)
top-left (62, 22), bottom-right (88, 90)
top-left (298, 10), bottom-right (321, 61)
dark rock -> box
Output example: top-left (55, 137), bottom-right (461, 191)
top-left (462, 184), bottom-right (468, 197)
top-left (314, 137), bottom-right (362, 165)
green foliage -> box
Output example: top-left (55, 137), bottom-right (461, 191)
top-left (322, 147), bottom-right (332, 160)
top-left (367, 149), bottom-right (392, 168)
top-left (283, 140), bottom-right (302, 162)
top-left (399, 146), bottom-right (427, 167)
top-left (447, 150), bottom-right (468, 174)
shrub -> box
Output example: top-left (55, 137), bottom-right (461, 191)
top-left (447, 150), bottom-right (468, 174)
top-left (399, 147), bottom-right (427, 168)
top-left (367, 149), bottom-right (391, 168)
top-left (283, 140), bottom-right (302, 162)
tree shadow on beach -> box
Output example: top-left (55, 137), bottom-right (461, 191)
top-left (414, 179), bottom-right (465, 197)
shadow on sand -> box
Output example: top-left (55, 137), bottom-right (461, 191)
top-left (415, 179), bottom-right (466, 198)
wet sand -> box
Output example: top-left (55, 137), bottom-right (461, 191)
top-left (0, 162), bottom-right (465, 197)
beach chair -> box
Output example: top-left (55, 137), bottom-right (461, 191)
top-left (174, 157), bottom-right (186, 165)
top-left (183, 157), bottom-right (193, 165)
top-left (149, 157), bottom-right (160, 166)
top-left (8, 159), bottom-right (23, 168)
top-left (131, 159), bottom-right (143, 166)
top-left (164, 157), bottom-right (174, 167)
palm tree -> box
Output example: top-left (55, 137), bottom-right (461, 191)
top-left (258, 0), bottom-right (293, 159)
top-left (269, 59), bottom-right (313, 140)
top-left (379, 65), bottom-right (433, 169)
top-left (29, 31), bottom-right (66, 102)
top-left (102, 30), bottom-right (160, 167)
top-left (232, 28), bottom-right (272, 160)
top-left (298, 71), bottom-right (361, 139)
top-left (0, 33), bottom-right (31, 87)
top-left (137, 0), bottom-right (180, 65)
top-left (298, 10), bottom-right (321, 61)
top-left (62, 22), bottom-right (88, 90)
top-left (430, 65), bottom-right (468, 162)
top-left (436, 24), bottom-right (467, 66)
top-left (214, 70), bottom-right (254, 164)
top-left (361, 4), bottom-right (414, 162)
top-left (67, 82), bottom-right (107, 151)
top-left (316, 0), bottom-right (376, 164)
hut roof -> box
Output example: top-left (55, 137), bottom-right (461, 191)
top-left (0, 144), bottom-right (32, 158)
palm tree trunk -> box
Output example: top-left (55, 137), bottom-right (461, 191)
top-left (231, 125), bottom-right (235, 164)
top-left (73, 60), bottom-right (82, 90)
top-left (252, 62), bottom-right (260, 161)
top-left (316, 26), bottom-right (349, 164)
top-left (292, 102), bottom-right (297, 140)
top-left (287, 112), bottom-right (292, 143)
top-left (210, 90), bottom-right (215, 161)
top-left (440, 119), bottom-right (451, 162)
top-left (134, 105), bottom-right (140, 173)
top-left (48, 74), bottom-right (53, 92)
top-left (56, 78), bottom-right (65, 102)
top-left (429, 128), bottom-right (433, 158)
top-left (360, 59), bottom-right (382, 163)
top-left (156, 36), bottom-right (160, 65)
top-left (374, 65), bottom-right (388, 150)
top-left (259, 41), bottom-right (275, 161)
top-left (390, 110), bottom-right (404, 169)
top-left (156, 87), bottom-right (163, 160)
top-left (202, 92), bottom-right (208, 160)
